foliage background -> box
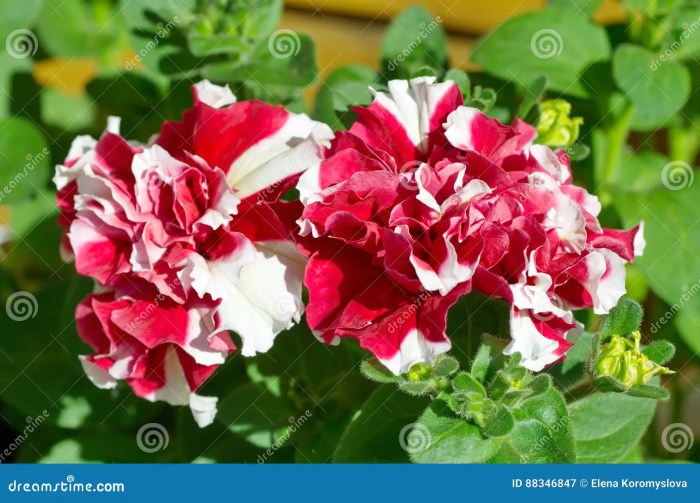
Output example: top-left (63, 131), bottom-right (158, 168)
top-left (0, 0), bottom-right (698, 463)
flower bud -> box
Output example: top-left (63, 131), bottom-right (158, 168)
top-left (406, 362), bottom-right (432, 382)
top-left (536, 99), bottom-right (583, 148)
top-left (596, 332), bottom-right (674, 388)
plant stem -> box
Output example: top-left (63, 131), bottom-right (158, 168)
top-left (669, 126), bottom-right (700, 165)
top-left (598, 101), bottom-right (633, 206)
top-left (604, 102), bottom-right (634, 185)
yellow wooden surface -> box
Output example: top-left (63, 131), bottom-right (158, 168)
top-left (285, 0), bottom-right (626, 35)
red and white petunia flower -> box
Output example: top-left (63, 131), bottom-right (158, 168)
top-left (56, 81), bottom-right (332, 424)
top-left (298, 76), bottom-right (644, 373)
top-left (76, 288), bottom-right (234, 427)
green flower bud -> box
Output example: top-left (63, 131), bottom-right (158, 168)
top-left (597, 332), bottom-right (674, 388)
top-left (536, 99), bottom-right (583, 148)
top-left (406, 362), bottom-right (432, 382)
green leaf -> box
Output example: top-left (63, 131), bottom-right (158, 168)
top-left (314, 65), bottom-right (379, 129)
top-left (40, 88), bottom-right (96, 131)
top-left (360, 358), bottom-right (402, 384)
top-left (0, 117), bottom-right (49, 204)
top-left (594, 375), bottom-right (631, 392)
top-left (399, 380), bottom-right (434, 396)
top-left (517, 74), bottom-right (548, 119)
top-left (333, 385), bottom-right (429, 462)
top-left (452, 372), bottom-right (487, 395)
top-left (432, 355), bottom-right (460, 377)
top-left (666, 7), bottom-right (700, 61)
top-left (481, 403), bottom-right (515, 438)
top-left (412, 386), bottom-right (574, 463)
top-left (626, 384), bottom-right (670, 400)
top-left (614, 173), bottom-right (700, 356)
top-left (380, 6), bottom-right (448, 80)
top-left (566, 143), bottom-right (590, 161)
top-left (642, 340), bottom-right (675, 365)
top-left (470, 345), bottom-right (491, 383)
top-left (120, 0), bottom-right (195, 30)
top-left (613, 151), bottom-right (669, 192)
top-left (444, 68), bottom-right (470, 97)
top-left (186, 33), bottom-right (251, 57)
top-left (508, 387), bottom-right (575, 463)
top-left (0, 0), bottom-right (43, 41)
top-left (471, 8), bottom-right (610, 97)
top-left (410, 399), bottom-right (518, 463)
top-left (569, 389), bottom-right (657, 463)
top-left (612, 44), bottom-right (690, 131)
top-left (36, 0), bottom-right (129, 58)
top-left (561, 332), bottom-right (593, 373)
top-left (202, 34), bottom-right (317, 89)
top-left (3, 191), bottom-right (56, 241)
top-left (527, 373), bottom-right (553, 397)
top-left (600, 297), bottom-right (643, 338)
top-left (216, 381), bottom-right (296, 449)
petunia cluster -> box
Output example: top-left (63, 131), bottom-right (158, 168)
top-left (56, 78), bottom-right (643, 424)
top-left (297, 77), bottom-right (644, 375)
top-left (55, 81), bottom-right (332, 425)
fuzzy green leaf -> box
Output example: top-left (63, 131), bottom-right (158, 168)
top-left (453, 372), bottom-right (487, 396)
top-left (642, 340), bottom-right (676, 365)
top-left (626, 384), bottom-right (670, 401)
top-left (470, 345), bottom-right (492, 383)
top-left (527, 374), bottom-right (553, 397)
top-left (360, 359), bottom-right (402, 384)
top-left (411, 387), bottom-right (574, 463)
top-left (481, 403), bottom-right (515, 438)
top-left (399, 381), bottom-right (434, 396)
top-left (570, 387), bottom-right (657, 463)
top-left (432, 355), bottom-right (460, 377)
top-left (333, 385), bottom-right (429, 462)
top-left (600, 297), bottom-right (643, 338)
